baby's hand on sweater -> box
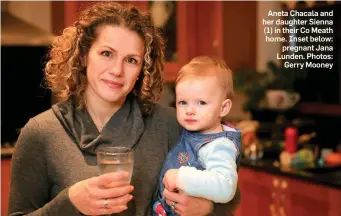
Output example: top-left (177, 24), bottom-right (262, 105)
top-left (163, 169), bottom-right (179, 192)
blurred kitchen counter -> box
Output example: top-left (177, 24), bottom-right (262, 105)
top-left (240, 158), bottom-right (341, 189)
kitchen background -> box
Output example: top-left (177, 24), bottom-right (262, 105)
top-left (1, 1), bottom-right (341, 216)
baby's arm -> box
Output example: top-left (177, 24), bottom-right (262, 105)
top-left (177, 137), bottom-right (238, 203)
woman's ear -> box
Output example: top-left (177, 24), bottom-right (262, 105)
top-left (220, 99), bottom-right (232, 117)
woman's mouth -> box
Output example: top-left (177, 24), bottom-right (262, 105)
top-left (102, 79), bottom-right (123, 89)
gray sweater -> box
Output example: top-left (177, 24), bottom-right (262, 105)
top-left (9, 96), bottom-right (239, 216)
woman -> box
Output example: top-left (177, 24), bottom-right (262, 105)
top-left (8, 2), bottom-right (239, 216)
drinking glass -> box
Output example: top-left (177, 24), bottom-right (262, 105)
top-left (97, 147), bottom-right (134, 183)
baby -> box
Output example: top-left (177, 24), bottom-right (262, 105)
top-left (153, 56), bottom-right (242, 216)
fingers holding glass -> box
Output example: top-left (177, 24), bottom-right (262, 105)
top-left (68, 173), bottom-right (134, 215)
top-left (98, 184), bottom-right (134, 199)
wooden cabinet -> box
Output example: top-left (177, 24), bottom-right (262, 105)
top-left (153, 1), bottom-right (258, 79)
top-left (188, 2), bottom-right (257, 72)
top-left (286, 177), bottom-right (341, 216)
top-left (235, 167), bottom-right (276, 216)
top-left (1, 158), bottom-right (12, 216)
top-left (236, 167), bottom-right (341, 216)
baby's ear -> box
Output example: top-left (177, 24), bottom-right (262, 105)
top-left (220, 99), bottom-right (232, 117)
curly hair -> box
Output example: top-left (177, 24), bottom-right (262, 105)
top-left (45, 2), bottom-right (165, 115)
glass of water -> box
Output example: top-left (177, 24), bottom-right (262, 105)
top-left (97, 147), bottom-right (134, 183)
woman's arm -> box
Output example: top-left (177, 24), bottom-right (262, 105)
top-left (9, 119), bottom-right (134, 216)
top-left (163, 189), bottom-right (213, 216)
top-left (8, 119), bottom-right (81, 215)
top-left (163, 187), bottom-right (241, 216)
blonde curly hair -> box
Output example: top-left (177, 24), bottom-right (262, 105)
top-left (45, 2), bottom-right (165, 115)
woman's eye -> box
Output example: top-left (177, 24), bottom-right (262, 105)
top-left (126, 58), bottom-right (138, 64)
top-left (178, 101), bottom-right (187, 105)
top-left (198, 101), bottom-right (207, 105)
top-left (101, 51), bottom-right (112, 57)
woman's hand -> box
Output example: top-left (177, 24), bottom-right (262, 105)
top-left (163, 188), bottom-right (213, 216)
top-left (68, 172), bottom-right (134, 215)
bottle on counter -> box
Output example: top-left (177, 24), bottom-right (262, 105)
top-left (285, 127), bottom-right (298, 154)
top-left (279, 127), bottom-right (298, 167)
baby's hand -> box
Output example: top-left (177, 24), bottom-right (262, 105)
top-left (162, 169), bottom-right (179, 192)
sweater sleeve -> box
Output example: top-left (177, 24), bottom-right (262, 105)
top-left (176, 137), bottom-right (238, 203)
top-left (8, 118), bottom-right (81, 216)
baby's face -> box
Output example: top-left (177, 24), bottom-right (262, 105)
top-left (175, 76), bottom-right (227, 134)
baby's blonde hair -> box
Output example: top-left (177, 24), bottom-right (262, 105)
top-left (176, 56), bottom-right (234, 99)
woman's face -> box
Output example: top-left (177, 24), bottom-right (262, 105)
top-left (85, 25), bottom-right (144, 106)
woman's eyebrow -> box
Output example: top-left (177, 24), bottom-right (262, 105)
top-left (127, 53), bottom-right (143, 59)
top-left (101, 45), bottom-right (116, 52)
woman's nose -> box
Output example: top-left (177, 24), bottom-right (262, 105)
top-left (110, 59), bottom-right (123, 77)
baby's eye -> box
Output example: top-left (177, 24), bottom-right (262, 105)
top-left (197, 101), bottom-right (207, 105)
top-left (101, 51), bottom-right (112, 57)
top-left (126, 58), bottom-right (138, 64)
top-left (178, 101), bottom-right (187, 105)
